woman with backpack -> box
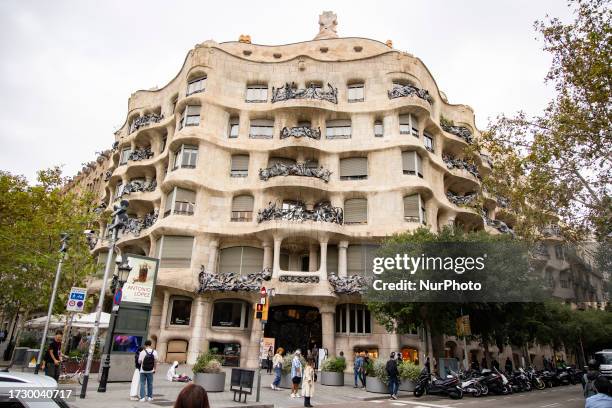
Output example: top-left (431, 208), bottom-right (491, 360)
top-left (130, 346), bottom-right (143, 401)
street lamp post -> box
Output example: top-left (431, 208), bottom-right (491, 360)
top-left (79, 200), bottom-right (128, 399)
top-left (97, 254), bottom-right (131, 392)
top-left (34, 233), bottom-right (69, 375)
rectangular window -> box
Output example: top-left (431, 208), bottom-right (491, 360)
top-left (326, 119), bottom-right (352, 139)
top-left (169, 298), bottom-right (192, 325)
top-left (172, 145), bottom-right (198, 170)
top-left (186, 77), bottom-right (206, 96)
top-left (344, 198), bottom-right (367, 224)
top-left (245, 84), bottom-right (268, 103)
top-left (230, 154), bottom-right (249, 177)
top-left (423, 132), bottom-right (434, 152)
top-left (402, 151), bottom-right (423, 178)
top-left (339, 157), bottom-right (368, 180)
top-left (120, 148), bottom-right (131, 165)
top-left (159, 235), bottom-right (193, 268)
top-left (399, 114), bottom-right (419, 137)
top-left (347, 83), bottom-right (364, 102)
top-left (374, 121), bottom-right (384, 137)
top-left (178, 105), bottom-right (201, 129)
top-left (165, 187), bottom-right (196, 216)
top-left (336, 304), bottom-right (371, 334)
top-left (231, 195), bottom-right (254, 222)
top-left (114, 182), bottom-right (123, 200)
top-left (212, 301), bottom-right (247, 328)
top-left (555, 245), bottom-right (564, 260)
top-left (229, 117), bottom-right (240, 138)
top-left (404, 194), bottom-right (426, 224)
top-left (249, 119), bottom-right (274, 139)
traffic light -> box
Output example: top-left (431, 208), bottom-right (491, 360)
top-left (254, 287), bottom-right (269, 321)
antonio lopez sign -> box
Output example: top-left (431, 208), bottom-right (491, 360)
top-left (120, 254), bottom-right (159, 305)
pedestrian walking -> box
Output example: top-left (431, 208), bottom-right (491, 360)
top-left (271, 347), bottom-right (284, 390)
top-left (44, 330), bottom-right (63, 381)
top-left (303, 358), bottom-right (316, 407)
top-left (386, 352), bottom-right (399, 400)
top-left (353, 352), bottom-right (364, 388)
top-left (291, 350), bottom-right (303, 398)
top-left (173, 383), bottom-right (211, 408)
top-left (360, 353), bottom-right (368, 387)
top-left (137, 340), bottom-right (158, 402)
top-left (266, 348), bottom-right (273, 374)
top-left (130, 346), bottom-right (143, 400)
top-left (312, 344), bottom-right (319, 370)
top-left (505, 357), bottom-right (513, 374)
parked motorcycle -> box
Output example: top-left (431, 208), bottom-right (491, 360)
top-left (452, 370), bottom-right (486, 397)
top-left (509, 368), bottom-right (532, 392)
top-left (414, 368), bottom-right (464, 399)
top-left (480, 367), bottom-right (512, 395)
top-left (526, 366), bottom-right (546, 390)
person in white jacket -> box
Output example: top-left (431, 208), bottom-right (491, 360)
top-left (166, 361), bottom-right (191, 382)
top-left (302, 358), bottom-right (315, 407)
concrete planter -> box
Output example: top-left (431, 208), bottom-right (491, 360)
top-left (194, 372), bottom-right (225, 392)
top-left (400, 379), bottom-right (416, 392)
top-left (320, 371), bottom-right (344, 386)
top-left (366, 376), bottom-right (388, 394)
top-left (279, 372), bottom-right (301, 389)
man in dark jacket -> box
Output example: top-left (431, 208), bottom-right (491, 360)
top-left (582, 359), bottom-right (601, 398)
top-left (386, 352), bottom-right (399, 400)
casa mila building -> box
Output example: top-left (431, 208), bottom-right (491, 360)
top-left (67, 12), bottom-right (605, 370)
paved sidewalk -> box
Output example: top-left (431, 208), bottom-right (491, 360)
top-left (66, 364), bottom-right (395, 408)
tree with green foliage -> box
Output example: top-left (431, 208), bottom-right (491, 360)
top-left (0, 168), bottom-right (97, 346)
top-left (478, 0), bottom-right (611, 241)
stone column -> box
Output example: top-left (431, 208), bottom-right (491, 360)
top-left (338, 241), bottom-right (349, 277)
top-left (187, 296), bottom-right (211, 364)
top-left (320, 305), bottom-right (336, 357)
top-left (206, 240), bottom-right (219, 273)
top-left (157, 291), bottom-right (170, 361)
top-left (319, 241), bottom-right (328, 280)
top-left (246, 319), bottom-right (265, 369)
top-left (309, 244), bottom-right (318, 272)
top-left (262, 241), bottom-right (273, 269)
top-left (272, 237), bottom-right (282, 278)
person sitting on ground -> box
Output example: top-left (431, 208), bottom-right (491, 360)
top-left (585, 376), bottom-right (612, 408)
top-left (173, 384), bottom-right (210, 408)
top-left (166, 361), bottom-right (191, 382)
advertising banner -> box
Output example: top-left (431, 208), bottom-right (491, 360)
top-left (120, 254), bottom-right (159, 305)
top-left (260, 337), bottom-right (275, 362)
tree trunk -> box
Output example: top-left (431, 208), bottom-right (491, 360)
top-left (484, 341), bottom-right (491, 368)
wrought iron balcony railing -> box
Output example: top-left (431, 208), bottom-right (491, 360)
top-left (446, 191), bottom-right (477, 206)
top-left (103, 170), bottom-right (113, 182)
top-left (280, 126), bottom-right (322, 140)
top-left (119, 179), bottom-right (157, 197)
top-left (442, 154), bottom-right (481, 179)
top-left (441, 123), bottom-right (473, 144)
top-left (129, 113), bottom-right (164, 134)
top-left (482, 213), bottom-right (514, 236)
top-left (259, 162), bottom-right (331, 182)
top-left (387, 84), bottom-right (434, 104)
top-left (123, 210), bottom-right (158, 236)
top-left (541, 224), bottom-right (561, 237)
top-left (271, 82), bottom-right (338, 104)
top-left (328, 274), bottom-right (368, 294)
top-left (128, 146), bottom-right (154, 161)
top-left (257, 201), bottom-right (343, 224)
top-left (196, 266), bottom-right (272, 293)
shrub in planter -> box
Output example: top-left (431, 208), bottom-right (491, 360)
top-left (365, 359), bottom-right (389, 393)
top-left (320, 357), bottom-right (346, 386)
top-left (399, 361), bottom-right (420, 391)
top-left (193, 350), bottom-right (225, 392)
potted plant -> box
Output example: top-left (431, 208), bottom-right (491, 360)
top-left (399, 361), bottom-right (420, 391)
top-left (192, 350), bottom-right (225, 392)
top-left (320, 357), bottom-right (346, 386)
top-left (279, 354), bottom-right (306, 389)
top-left (365, 359), bottom-right (389, 394)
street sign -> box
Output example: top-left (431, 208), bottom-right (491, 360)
top-left (66, 287), bottom-right (87, 312)
top-left (113, 287), bottom-right (123, 305)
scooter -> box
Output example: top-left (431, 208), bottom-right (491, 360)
top-left (480, 367), bottom-right (512, 394)
top-left (526, 366), bottom-right (546, 390)
top-left (414, 368), bottom-right (463, 399)
top-left (453, 370), bottom-right (485, 397)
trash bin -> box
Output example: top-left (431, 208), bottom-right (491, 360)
top-left (23, 349), bottom-right (40, 371)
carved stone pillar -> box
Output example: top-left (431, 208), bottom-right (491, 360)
top-left (338, 241), bottom-right (349, 277)
top-left (319, 241), bottom-right (328, 280)
top-left (309, 244), bottom-right (318, 272)
top-left (320, 305), bottom-right (335, 357)
top-left (206, 240), bottom-right (219, 273)
top-left (187, 296), bottom-right (211, 364)
top-left (273, 237), bottom-right (282, 278)
top-left (263, 241), bottom-right (273, 269)
top-left (157, 290), bottom-right (170, 361)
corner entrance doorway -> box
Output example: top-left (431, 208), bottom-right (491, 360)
top-left (264, 306), bottom-right (321, 354)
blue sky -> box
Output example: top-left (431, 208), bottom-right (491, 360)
top-left (0, 0), bottom-right (573, 181)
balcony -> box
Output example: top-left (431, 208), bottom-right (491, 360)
top-left (440, 119), bottom-right (473, 144)
top-left (388, 83), bottom-right (433, 104)
top-left (443, 154), bottom-right (481, 179)
top-left (257, 201), bottom-right (343, 224)
top-left (259, 161), bottom-right (331, 182)
top-left (128, 146), bottom-right (154, 162)
top-left (278, 270), bottom-right (320, 284)
top-left (483, 213), bottom-right (514, 236)
top-left (122, 210), bottom-right (158, 237)
top-left (446, 191), bottom-right (477, 207)
top-left (197, 266), bottom-right (272, 293)
top-left (271, 82), bottom-right (338, 104)
top-left (280, 126), bottom-right (321, 140)
top-left (129, 113), bottom-right (164, 134)
top-left (119, 179), bottom-right (157, 197)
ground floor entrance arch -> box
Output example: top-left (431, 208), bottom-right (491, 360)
top-left (264, 305), bottom-right (321, 355)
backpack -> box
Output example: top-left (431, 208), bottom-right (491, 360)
top-left (142, 350), bottom-right (155, 372)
